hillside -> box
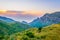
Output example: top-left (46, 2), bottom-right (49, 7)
top-left (0, 20), bottom-right (31, 40)
top-left (0, 20), bottom-right (31, 34)
top-left (9, 24), bottom-right (60, 40)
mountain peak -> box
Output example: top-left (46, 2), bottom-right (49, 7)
top-left (43, 13), bottom-right (49, 16)
top-left (36, 17), bottom-right (40, 19)
top-left (21, 21), bottom-right (28, 24)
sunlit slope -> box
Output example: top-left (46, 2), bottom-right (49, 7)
top-left (0, 10), bottom-right (7, 13)
top-left (10, 24), bottom-right (60, 40)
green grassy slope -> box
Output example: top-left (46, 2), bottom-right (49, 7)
top-left (0, 20), bottom-right (31, 40)
top-left (9, 24), bottom-right (60, 40)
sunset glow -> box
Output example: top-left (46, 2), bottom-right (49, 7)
top-left (22, 10), bottom-right (45, 16)
top-left (0, 10), bottom-right (45, 16)
top-left (0, 10), bottom-right (7, 13)
top-left (0, 0), bottom-right (60, 22)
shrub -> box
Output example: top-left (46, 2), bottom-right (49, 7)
top-left (26, 32), bottom-right (34, 38)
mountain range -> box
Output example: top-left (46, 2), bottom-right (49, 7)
top-left (0, 11), bottom-right (60, 40)
top-left (0, 11), bottom-right (60, 28)
top-left (29, 12), bottom-right (60, 28)
top-left (0, 16), bottom-right (15, 22)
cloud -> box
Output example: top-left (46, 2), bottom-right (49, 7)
top-left (23, 10), bottom-right (45, 16)
top-left (0, 11), bottom-right (38, 22)
top-left (0, 10), bottom-right (45, 16)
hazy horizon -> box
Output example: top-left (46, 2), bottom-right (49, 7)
top-left (0, 11), bottom-right (60, 22)
top-left (0, 0), bottom-right (60, 22)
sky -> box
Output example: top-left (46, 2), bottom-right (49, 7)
top-left (0, 0), bottom-right (60, 22)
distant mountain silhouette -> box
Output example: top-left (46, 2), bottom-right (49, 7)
top-left (29, 12), bottom-right (60, 28)
top-left (21, 21), bottom-right (28, 24)
top-left (0, 16), bottom-right (14, 22)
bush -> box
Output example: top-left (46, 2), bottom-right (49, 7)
top-left (26, 32), bottom-right (34, 38)
top-left (38, 27), bottom-right (42, 32)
